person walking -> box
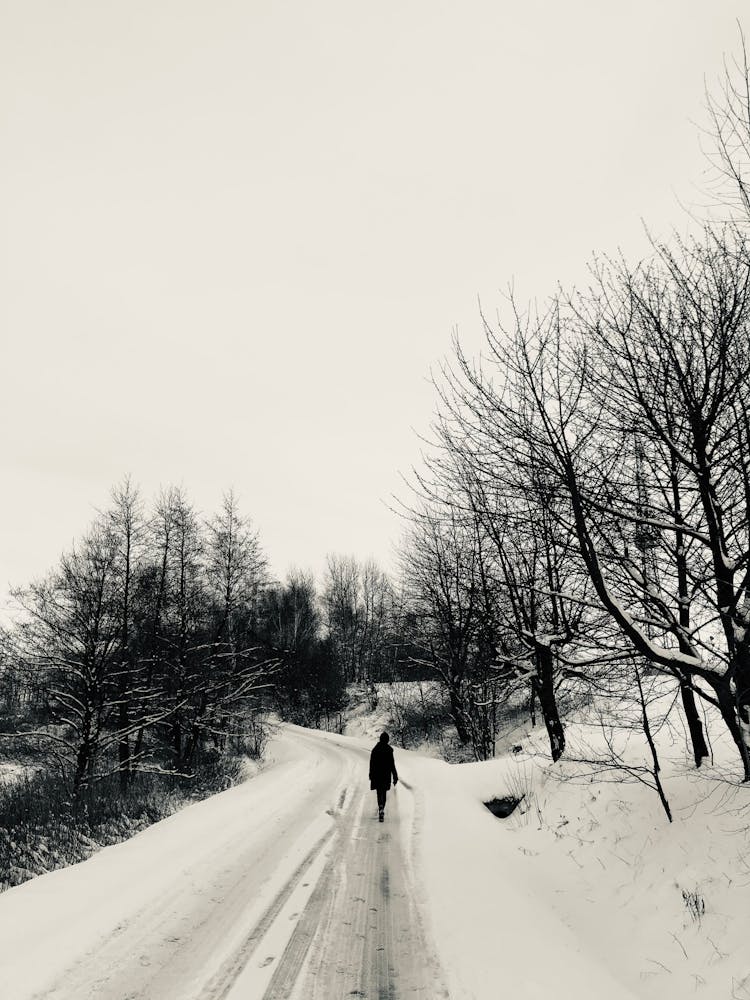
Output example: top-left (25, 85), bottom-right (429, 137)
top-left (369, 731), bottom-right (398, 822)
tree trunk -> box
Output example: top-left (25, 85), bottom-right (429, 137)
top-left (670, 465), bottom-right (709, 768)
top-left (73, 742), bottom-right (92, 801)
top-left (732, 638), bottom-right (750, 781)
top-left (635, 664), bottom-right (672, 822)
top-left (118, 705), bottom-right (130, 791)
top-left (533, 644), bottom-right (565, 762)
top-left (448, 682), bottom-right (471, 744)
top-left (714, 676), bottom-right (750, 782)
top-left (679, 673), bottom-right (710, 768)
top-left (172, 719), bottom-right (182, 769)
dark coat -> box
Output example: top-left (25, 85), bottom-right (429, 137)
top-left (369, 742), bottom-right (398, 791)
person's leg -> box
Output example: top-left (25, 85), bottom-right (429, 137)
top-left (377, 787), bottom-right (387, 821)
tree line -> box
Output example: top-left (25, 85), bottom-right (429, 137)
top-left (1, 483), bottom-right (274, 798)
top-left (0, 481), bottom-right (427, 801)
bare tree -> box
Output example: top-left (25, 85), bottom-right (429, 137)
top-left (106, 476), bottom-right (145, 788)
top-left (205, 490), bottom-right (267, 642)
top-left (568, 656), bottom-right (674, 823)
top-left (322, 554), bottom-right (361, 682)
top-left (573, 231), bottom-right (750, 777)
top-left (12, 525), bottom-right (123, 796)
top-left (321, 555), bottom-right (395, 684)
top-left (459, 229), bottom-right (750, 779)
top-left (357, 559), bottom-right (394, 682)
top-left (260, 570), bottom-right (320, 656)
top-left (399, 507), bottom-right (488, 747)
top-left (704, 24), bottom-right (750, 220)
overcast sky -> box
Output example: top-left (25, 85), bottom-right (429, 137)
top-left (1, 1), bottom-right (747, 596)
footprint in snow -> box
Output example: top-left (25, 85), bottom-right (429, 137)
top-left (259, 956), bottom-right (275, 968)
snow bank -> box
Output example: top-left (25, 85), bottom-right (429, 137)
top-left (403, 730), bottom-right (750, 1000)
top-left (401, 751), bottom-right (630, 1000)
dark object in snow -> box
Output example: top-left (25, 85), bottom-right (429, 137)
top-left (511, 745), bottom-right (523, 754)
top-left (370, 733), bottom-right (398, 819)
top-left (484, 795), bottom-right (523, 818)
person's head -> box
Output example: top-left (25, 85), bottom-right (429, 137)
top-left (379, 732), bottom-right (390, 744)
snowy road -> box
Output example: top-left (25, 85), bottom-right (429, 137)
top-left (0, 726), bottom-right (447, 1000)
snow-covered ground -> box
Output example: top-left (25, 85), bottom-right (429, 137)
top-left (405, 741), bottom-right (750, 1000)
top-left (1, 700), bottom-right (748, 999)
top-left (0, 762), bottom-right (35, 784)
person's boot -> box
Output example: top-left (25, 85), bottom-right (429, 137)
top-left (379, 808), bottom-right (384, 822)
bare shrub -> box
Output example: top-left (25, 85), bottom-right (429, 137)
top-left (681, 888), bottom-right (706, 925)
top-left (386, 683), bottom-right (451, 748)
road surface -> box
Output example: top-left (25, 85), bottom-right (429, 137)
top-left (2, 726), bottom-right (448, 1000)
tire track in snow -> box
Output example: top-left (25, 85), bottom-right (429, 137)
top-left (269, 764), bottom-right (448, 999)
top-left (212, 764), bottom-right (358, 999)
top-left (205, 823), bottom-right (336, 999)
top-left (29, 738), bottom-right (350, 1000)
